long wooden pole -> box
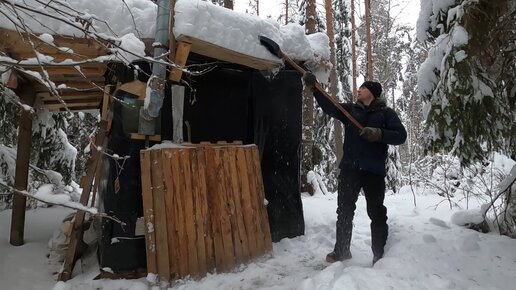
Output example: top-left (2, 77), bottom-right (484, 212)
top-left (9, 82), bottom-right (35, 246)
top-left (364, 0), bottom-right (373, 79)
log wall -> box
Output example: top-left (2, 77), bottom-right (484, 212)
top-left (140, 143), bottom-right (272, 281)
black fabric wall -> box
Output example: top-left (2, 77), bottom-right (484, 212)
top-left (250, 70), bottom-right (304, 241)
top-left (184, 65), bottom-right (305, 242)
top-left (97, 90), bottom-right (148, 272)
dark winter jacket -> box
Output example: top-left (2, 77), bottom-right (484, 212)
top-left (313, 91), bottom-right (407, 176)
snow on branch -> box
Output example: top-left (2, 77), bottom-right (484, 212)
top-left (0, 181), bottom-right (126, 225)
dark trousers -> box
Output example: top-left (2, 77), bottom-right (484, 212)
top-left (334, 169), bottom-right (388, 258)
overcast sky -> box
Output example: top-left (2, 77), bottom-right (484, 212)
top-left (234, 0), bottom-right (421, 28)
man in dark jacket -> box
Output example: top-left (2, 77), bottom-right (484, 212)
top-left (303, 72), bottom-right (407, 265)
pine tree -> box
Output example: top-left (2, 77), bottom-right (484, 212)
top-left (66, 112), bottom-right (99, 182)
top-left (399, 40), bottom-right (427, 164)
top-left (208, 0), bottom-right (233, 9)
top-left (353, 0), bottom-right (413, 191)
top-left (246, 0), bottom-right (259, 15)
top-left (278, 0), bottom-right (300, 25)
top-left (333, 0), bottom-right (353, 101)
top-left (30, 109), bottom-right (77, 185)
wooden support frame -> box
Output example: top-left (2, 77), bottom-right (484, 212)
top-left (9, 81), bottom-right (36, 246)
top-left (58, 119), bottom-right (109, 281)
top-left (169, 41), bottom-right (191, 82)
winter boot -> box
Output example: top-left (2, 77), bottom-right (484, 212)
top-left (372, 254), bottom-right (383, 265)
top-left (325, 250), bottom-right (352, 263)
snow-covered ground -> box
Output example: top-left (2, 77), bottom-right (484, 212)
top-left (1, 187), bottom-right (515, 290)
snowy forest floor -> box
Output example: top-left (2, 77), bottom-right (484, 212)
top-left (1, 187), bottom-right (516, 290)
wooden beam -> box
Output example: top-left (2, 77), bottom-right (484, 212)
top-left (9, 84), bottom-right (36, 246)
top-left (45, 102), bottom-right (101, 111)
top-left (101, 86), bottom-right (111, 122)
top-left (130, 133), bottom-right (161, 142)
top-left (48, 75), bottom-right (105, 83)
top-left (176, 35), bottom-right (282, 70)
top-left (38, 92), bottom-right (104, 101)
top-left (51, 81), bottom-right (105, 90)
top-left (169, 41), bottom-right (191, 82)
top-left (0, 27), bottom-right (111, 60)
top-left (24, 66), bottom-right (105, 77)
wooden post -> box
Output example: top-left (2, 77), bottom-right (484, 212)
top-left (169, 41), bottom-right (192, 82)
top-left (169, 0), bottom-right (177, 80)
top-left (9, 84), bottom-right (35, 246)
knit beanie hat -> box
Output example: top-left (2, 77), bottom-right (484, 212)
top-left (360, 81), bottom-right (382, 99)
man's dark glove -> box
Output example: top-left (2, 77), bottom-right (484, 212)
top-left (359, 127), bottom-right (382, 142)
top-left (302, 71), bottom-right (317, 91)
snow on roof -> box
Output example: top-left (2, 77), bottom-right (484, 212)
top-left (0, 0), bottom-right (330, 79)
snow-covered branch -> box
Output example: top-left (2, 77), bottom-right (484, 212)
top-left (0, 181), bottom-right (126, 225)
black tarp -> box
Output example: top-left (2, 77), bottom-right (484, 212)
top-left (96, 89), bottom-right (148, 272)
top-left (250, 70), bottom-right (305, 241)
top-left (183, 62), bottom-right (305, 241)
top-left (98, 59), bottom-right (305, 272)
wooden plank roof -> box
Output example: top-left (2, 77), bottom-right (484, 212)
top-left (0, 27), bottom-right (111, 111)
top-left (1, 27), bottom-right (283, 112)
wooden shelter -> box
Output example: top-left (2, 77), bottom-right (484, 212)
top-left (0, 0), bottom-right (319, 285)
top-left (1, 13), bottom-right (290, 282)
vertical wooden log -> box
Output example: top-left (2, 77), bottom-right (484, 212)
top-left (170, 150), bottom-right (188, 277)
top-left (179, 149), bottom-right (200, 276)
top-left (225, 146), bottom-right (250, 263)
top-left (235, 147), bottom-right (259, 258)
top-left (150, 150), bottom-right (170, 282)
top-left (191, 148), bottom-right (209, 276)
top-left (250, 146), bottom-right (272, 252)
top-left (169, 0), bottom-right (177, 75)
top-left (9, 88), bottom-right (35, 246)
top-left (244, 148), bottom-right (265, 254)
top-left (195, 148), bottom-right (215, 272)
top-left (140, 150), bottom-right (157, 274)
top-left (169, 41), bottom-right (191, 82)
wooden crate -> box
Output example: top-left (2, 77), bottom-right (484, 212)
top-left (140, 143), bottom-right (272, 281)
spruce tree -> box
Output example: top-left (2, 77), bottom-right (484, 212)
top-left (418, 0), bottom-right (515, 166)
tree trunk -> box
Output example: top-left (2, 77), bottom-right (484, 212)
top-left (9, 83), bottom-right (36, 246)
top-left (324, 0), bottom-right (343, 163)
top-left (224, 0), bottom-right (234, 9)
top-left (351, 0), bottom-right (358, 99)
top-left (300, 0), bottom-right (317, 194)
top-left (285, 0), bottom-right (288, 25)
top-left (364, 0), bottom-right (373, 79)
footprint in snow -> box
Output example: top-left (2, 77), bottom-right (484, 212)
top-left (429, 217), bottom-right (450, 229)
top-left (422, 234), bottom-right (437, 243)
